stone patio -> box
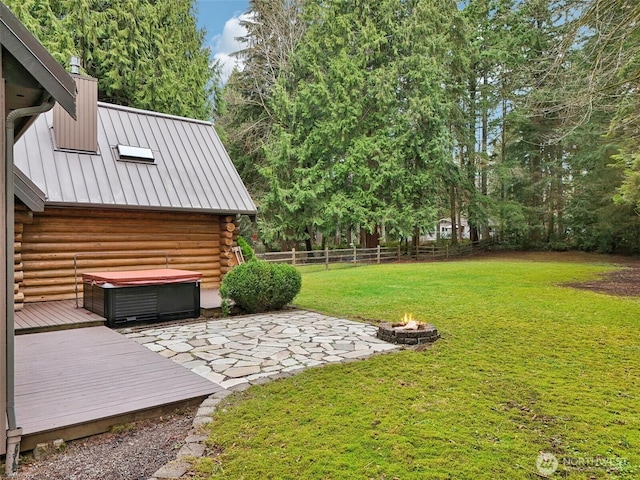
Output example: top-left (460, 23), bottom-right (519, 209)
top-left (123, 310), bottom-right (399, 390)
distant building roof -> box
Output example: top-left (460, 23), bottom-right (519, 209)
top-left (14, 102), bottom-right (257, 215)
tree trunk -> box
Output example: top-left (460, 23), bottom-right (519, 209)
top-left (481, 71), bottom-right (490, 240)
top-left (449, 185), bottom-right (458, 245)
top-left (469, 225), bottom-right (479, 244)
top-left (305, 225), bottom-right (313, 252)
top-left (361, 225), bottom-right (380, 249)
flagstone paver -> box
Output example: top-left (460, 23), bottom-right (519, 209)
top-left (124, 310), bottom-right (399, 391)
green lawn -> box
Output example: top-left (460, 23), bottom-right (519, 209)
top-left (195, 256), bottom-right (640, 479)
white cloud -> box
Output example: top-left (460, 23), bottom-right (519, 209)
top-left (212, 13), bottom-right (252, 84)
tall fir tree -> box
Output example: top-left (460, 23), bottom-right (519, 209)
top-left (5, 0), bottom-right (217, 119)
top-left (215, 0), bottom-right (305, 198)
top-left (257, 0), bottom-right (459, 249)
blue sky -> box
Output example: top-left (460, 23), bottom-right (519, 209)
top-left (196, 0), bottom-right (250, 82)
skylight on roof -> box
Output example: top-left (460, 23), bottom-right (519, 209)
top-left (117, 144), bottom-right (155, 163)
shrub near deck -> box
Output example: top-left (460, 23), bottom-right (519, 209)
top-left (198, 259), bottom-right (640, 479)
top-left (220, 261), bottom-right (301, 313)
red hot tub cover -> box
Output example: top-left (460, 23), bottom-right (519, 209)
top-left (82, 269), bottom-right (202, 287)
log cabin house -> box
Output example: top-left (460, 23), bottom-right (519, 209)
top-left (12, 74), bottom-right (256, 309)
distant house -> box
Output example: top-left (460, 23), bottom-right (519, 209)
top-left (422, 218), bottom-right (471, 242)
top-left (422, 217), bottom-right (496, 243)
top-left (13, 75), bottom-right (257, 306)
top-left (436, 217), bottom-right (470, 240)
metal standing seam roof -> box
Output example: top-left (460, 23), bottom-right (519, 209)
top-left (13, 102), bottom-right (257, 215)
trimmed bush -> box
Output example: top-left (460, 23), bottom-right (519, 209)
top-left (236, 235), bottom-right (256, 262)
top-left (220, 260), bottom-right (301, 313)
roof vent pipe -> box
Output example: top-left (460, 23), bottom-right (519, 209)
top-left (70, 56), bottom-right (81, 74)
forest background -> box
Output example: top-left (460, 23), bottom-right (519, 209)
top-left (8, 0), bottom-right (640, 253)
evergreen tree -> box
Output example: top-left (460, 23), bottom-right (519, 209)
top-left (258, 0), bottom-right (459, 249)
top-left (4, 0), bottom-right (76, 65)
top-left (490, 0), bottom-right (573, 246)
top-left (5, 0), bottom-right (217, 119)
top-left (215, 0), bottom-right (305, 197)
top-left (214, 0), bottom-right (640, 253)
top-left (576, 0), bottom-right (640, 210)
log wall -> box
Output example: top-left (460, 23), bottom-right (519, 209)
top-left (219, 215), bottom-right (240, 274)
top-left (20, 207), bottom-right (230, 303)
top-left (14, 203), bottom-right (32, 311)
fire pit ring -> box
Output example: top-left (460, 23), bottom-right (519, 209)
top-left (377, 321), bottom-right (439, 345)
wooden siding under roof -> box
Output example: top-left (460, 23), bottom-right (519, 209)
top-left (14, 102), bottom-right (256, 215)
top-left (20, 207), bottom-right (225, 303)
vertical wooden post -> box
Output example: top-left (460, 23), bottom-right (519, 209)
top-left (353, 245), bottom-right (357, 267)
top-left (397, 244), bottom-right (400, 260)
top-left (292, 247), bottom-right (296, 265)
top-left (325, 247), bottom-right (329, 270)
top-left (0, 64), bottom-right (7, 456)
top-left (446, 243), bottom-right (449, 259)
top-left (376, 245), bottom-right (381, 264)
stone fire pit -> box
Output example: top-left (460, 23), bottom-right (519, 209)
top-left (377, 317), bottom-right (439, 345)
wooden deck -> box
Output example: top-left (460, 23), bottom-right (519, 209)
top-left (15, 300), bottom-right (105, 333)
top-left (15, 288), bottom-right (224, 334)
top-left (15, 326), bottom-right (221, 450)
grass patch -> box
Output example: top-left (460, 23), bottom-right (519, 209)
top-left (195, 258), bottom-right (640, 479)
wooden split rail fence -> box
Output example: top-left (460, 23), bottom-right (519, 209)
top-left (256, 239), bottom-right (497, 268)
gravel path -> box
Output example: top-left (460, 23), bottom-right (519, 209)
top-left (10, 408), bottom-right (195, 480)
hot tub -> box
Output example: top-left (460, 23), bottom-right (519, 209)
top-left (82, 269), bottom-right (202, 327)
